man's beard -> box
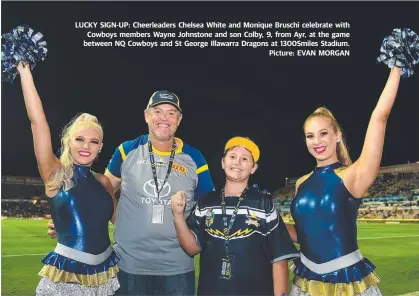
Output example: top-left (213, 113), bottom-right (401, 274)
top-left (149, 128), bottom-right (175, 142)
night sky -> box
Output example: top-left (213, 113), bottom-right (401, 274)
top-left (2, 1), bottom-right (419, 191)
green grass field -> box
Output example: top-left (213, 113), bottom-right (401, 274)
top-left (1, 219), bottom-right (418, 296)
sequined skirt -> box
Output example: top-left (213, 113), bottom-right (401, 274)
top-left (36, 250), bottom-right (120, 296)
top-left (290, 284), bottom-right (382, 296)
top-left (290, 257), bottom-right (381, 296)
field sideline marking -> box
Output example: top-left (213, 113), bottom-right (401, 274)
top-left (358, 235), bottom-right (419, 240)
top-left (2, 253), bottom-right (47, 257)
top-left (397, 292), bottom-right (419, 296)
top-left (2, 235), bottom-right (419, 257)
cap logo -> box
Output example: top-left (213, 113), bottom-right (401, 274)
top-left (160, 93), bottom-right (174, 100)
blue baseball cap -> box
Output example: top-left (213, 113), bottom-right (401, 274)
top-left (147, 90), bottom-right (181, 112)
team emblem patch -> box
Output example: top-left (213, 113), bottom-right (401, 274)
top-left (156, 158), bottom-right (166, 167)
top-left (245, 212), bottom-right (260, 228)
top-left (205, 209), bottom-right (214, 227)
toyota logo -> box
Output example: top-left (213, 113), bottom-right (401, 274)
top-left (143, 179), bottom-right (172, 198)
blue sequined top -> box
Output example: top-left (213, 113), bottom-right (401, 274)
top-left (291, 162), bottom-right (361, 264)
top-left (48, 165), bottom-right (114, 255)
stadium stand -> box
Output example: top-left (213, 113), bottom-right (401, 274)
top-left (1, 199), bottom-right (50, 218)
top-left (273, 163), bottom-right (419, 221)
top-left (1, 175), bottom-right (50, 218)
top-left (1, 163), bottom-right (418, 220)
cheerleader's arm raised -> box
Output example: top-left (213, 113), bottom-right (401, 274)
top-left (17, 63), bottom-right (60, 184)
top-left (344, 67), bottom-right (402, 198)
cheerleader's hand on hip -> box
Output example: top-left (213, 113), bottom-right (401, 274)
top-left (46, 215), bottom-right (57, 239)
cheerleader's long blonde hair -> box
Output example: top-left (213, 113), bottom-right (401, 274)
top-left (304, 107), bottom-right (352, 167)
top-left (46, 113), bottom-right (103, 192)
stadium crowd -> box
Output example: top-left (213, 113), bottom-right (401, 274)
top-left (1, 173), bottom-right (418, 220)
top-left (1, 200), bottom-right (50, 218)
top-left (275, 172), bottom-right (419, 220)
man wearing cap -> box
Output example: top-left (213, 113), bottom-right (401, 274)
top-left (105, 90), bottom-right (215, 295)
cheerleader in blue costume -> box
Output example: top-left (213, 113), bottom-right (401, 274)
top-left (287, 65), bottom-right (407, 296)
top-left (15, 63), bottom-right (120, 295)
top-left (287, 26), bottom-right (419, 295)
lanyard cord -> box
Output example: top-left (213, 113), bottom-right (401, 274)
top-left (147, 139), bottom-right (176, 200)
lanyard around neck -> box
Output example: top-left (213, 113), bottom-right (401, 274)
top-left (147, 139), bottom-right (176, 200)
top-left (220, 187), bottom-right (248, 254)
